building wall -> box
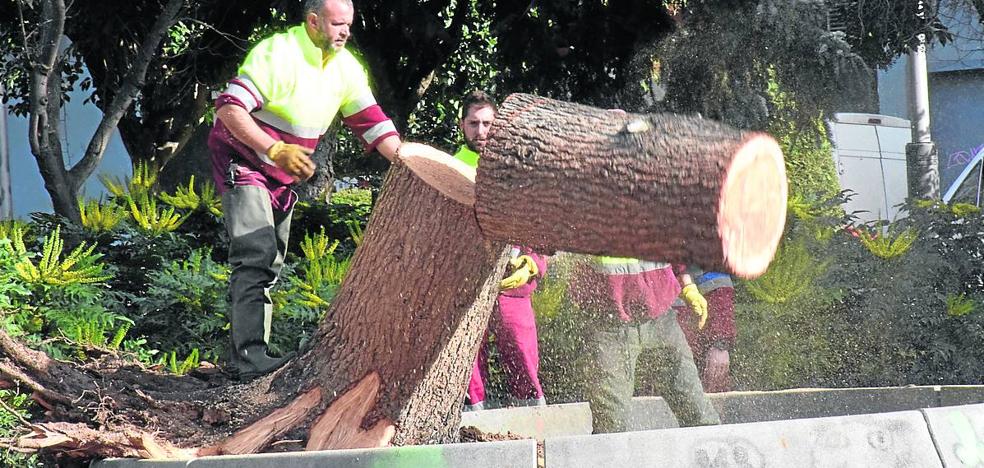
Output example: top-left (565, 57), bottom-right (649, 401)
top-left (876, 0), bottom-right (984, 190)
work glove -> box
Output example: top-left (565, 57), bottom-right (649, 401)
top-left (499, 255), bottom-right (539, 290)
top-left (681, 283), bottom-right (708, 330)
top-left (267, 141), bottom-right (316, 181)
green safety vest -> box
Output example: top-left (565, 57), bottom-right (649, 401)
top-left (453, 145), bottom-right (480, 169)
top-left (238, 25), bottom-right (377, 139)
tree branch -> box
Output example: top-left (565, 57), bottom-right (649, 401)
top-left (68, 0), bottom-right (184, 189)
top-left (26, 0), bottom-right (66, 158)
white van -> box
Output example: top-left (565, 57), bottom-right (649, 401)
top-left (827, 113), bottom-right (912, 224)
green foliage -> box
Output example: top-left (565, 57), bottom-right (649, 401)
top-left (947, 293), bottom-right (977, 318)
top-left (658, 1), bottom-right (872, 131)
top-left (41, 284), bottom-right (133, 359)
top-left (0, 390), bottom-right (42, 467)
top-left (0, 240), bottom-right (31, 310)
top-left (158, 175), bottom-right (223, 217)
top-left (299, 227), bottom-right (349, 292)
top-left (732, 193), bottom-right (850, 390)
top-left (101, 161), bottom-right (158, 200)
top-left (291, 188), bottom-right (373, 257)
top-left (744, 237), bottom-right (830, 304)
top-left (735, 194), bottom-right (984, 389)
top-left (268, 229), bottom-right (353, 356)
top-left (857, 227), bottom-right (918, 260)
top-left (766, 71), bottom-right (841, 199)
top-left (732, 297), bottom-right (846, 390)
top-left (0, 220), bottom-right (30, 241)
top-left (6, 225), bottom-right (111, 287)
top-left (161, 348), bottom-right (201, 376)
top-left (127, 194), bottom-right (189, 235)
top-left (79, 198), bottom-right (127, 233)
top-left (134, 249), bottom-right (230, 358)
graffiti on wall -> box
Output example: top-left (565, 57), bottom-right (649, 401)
top-left (946, 143), bottom-right (984, 170)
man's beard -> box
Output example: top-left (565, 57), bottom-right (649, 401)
top-left (466, 140), bottom-right (484, 153)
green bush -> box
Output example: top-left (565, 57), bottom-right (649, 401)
top-left (291, 188), bottom-right (373, 258)
top-left (732, 193), bottom-right (984, 390)
top-left (132, 248), bottom-right (230, 361)
top-left (0, 390), bottom-right (42, 467)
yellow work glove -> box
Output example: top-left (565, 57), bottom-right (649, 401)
top-left (499, 255), bottom-right (539, 290)
top-left (681, 283), bottom-right (708, 330)
top-left (267, 141), bottom-right (315, 181)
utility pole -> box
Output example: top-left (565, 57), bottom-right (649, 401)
top-left (905, 0), bottom-right (940, 199)
top-left (0, 83), bottom-right (12, 219)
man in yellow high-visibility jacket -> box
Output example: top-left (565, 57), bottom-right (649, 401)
top-left (208, 0), bottom-right (402, 380)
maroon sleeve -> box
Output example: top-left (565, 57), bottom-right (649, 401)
top-left (703, 287), bottom-right (737, 348)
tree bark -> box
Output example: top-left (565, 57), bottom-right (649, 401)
top-left (475, 93), bottom-right (788, 278)
top-left (295, 126), bottom-right (340, 203)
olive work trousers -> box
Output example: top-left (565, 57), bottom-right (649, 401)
top-left (587, 309), bottom-right (721, 433)
top-left (222, 184), bottom-right (292, 373)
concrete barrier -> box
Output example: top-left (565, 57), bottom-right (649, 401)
top-left (91, 439), bottom-right (538, 468)
top-left (938, 386), bottom-right (984, 408)
top-left (923, 403), bottom-right (984, 467)
top-left (614, 386), bottom-right (949, 431)
top-left (709, 386), bottom-right (940, 424)
top-left (460, 402), bottom-right (592, 440)
top-left (625, 396), bottom-right (679, 430)
top-left (463, 386), bottom-right (984, 435)
top-left (543, 411), bottom-right (943, 468)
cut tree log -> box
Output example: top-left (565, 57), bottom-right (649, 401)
top-left (0, 93), bottom-right (786, 463)
top-left (474, 93), bottom-right (787, 278)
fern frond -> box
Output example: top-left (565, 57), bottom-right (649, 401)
top-left (0, 220), bottom-right (30, 242)
top-left (858, 228), bottom-right (918, 260)
top-left (101, 161), bottom-right (158, 200)
top-left (946, 293), bottom-right (976, 317)
top-left (745, 238), bottom-right (829, 304)
top-left (128, 194), bottom-right (189, 235)
top-left (79, 199), bottom-right (126, 233)
top-left (159, 175), bottom-right (201, 210)
top-left (14, 226), bottom-right (112, 286)
top-left (951, 203), bottom-right (981, 218)
top-left (300, 227), bottom-right (339, 262)
top-left (347, 221), bottom-right (365, 247)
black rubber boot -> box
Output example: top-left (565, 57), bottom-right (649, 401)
top-left (232, 344), bottom-right (295, 381)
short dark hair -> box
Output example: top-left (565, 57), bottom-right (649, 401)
top-left (461, 90), bottom-right (497, 120)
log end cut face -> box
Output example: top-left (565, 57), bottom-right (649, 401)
top-left (718, 132), bottom-right (788, 279)
top-left (399, 142), bottom-right (476, 206)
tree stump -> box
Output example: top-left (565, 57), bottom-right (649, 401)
top-left (475, 93), bottom-right (787, 278)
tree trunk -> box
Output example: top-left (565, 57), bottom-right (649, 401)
top-left (260, 163), bottom-right (507, 451)
top-left (23, 0), bottom-right (183, 223)
top-left (475, 93), bottom-right (788, 278)
top-left (295, 126), bottom-right (340, 203)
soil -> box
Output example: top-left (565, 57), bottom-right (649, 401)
top-left (459, 426), bottom-right (546, 468)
